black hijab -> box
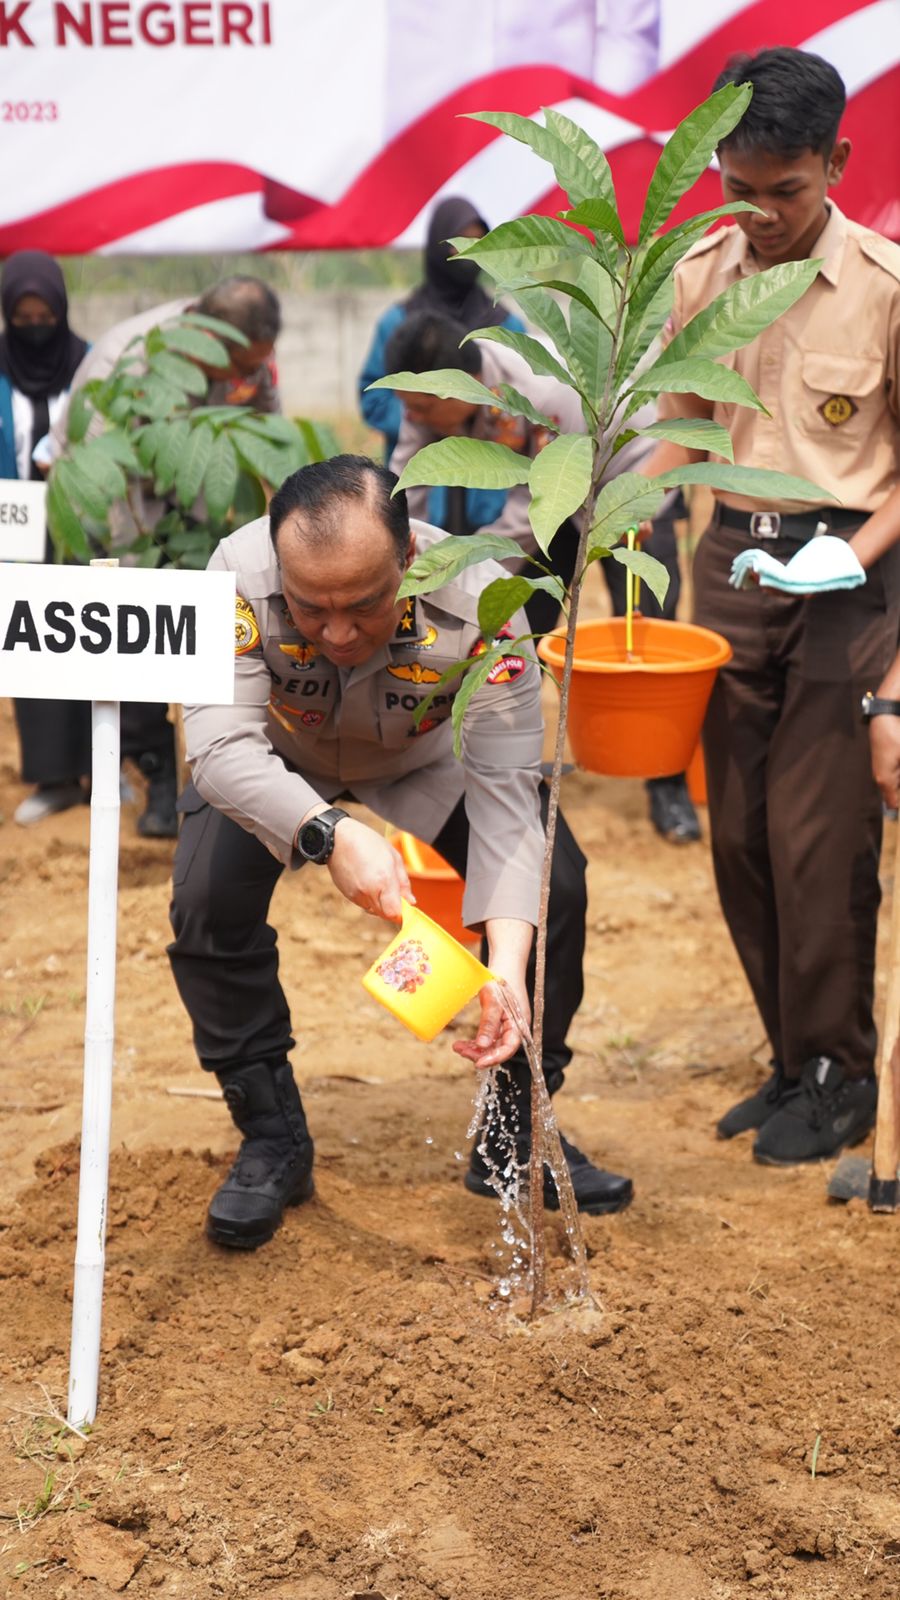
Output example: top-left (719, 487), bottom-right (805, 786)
top-left (405, 196), bottom-right (508, 330)
top-left (0, 251), bottom-right (88, 401)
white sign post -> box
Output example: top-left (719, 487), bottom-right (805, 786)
top-left (0, 559), bottom-right (235, 1427)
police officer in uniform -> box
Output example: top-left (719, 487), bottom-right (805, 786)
top-left (168, 455), bottom-right (632, 1249)
top-left (643, 48), bottom-right (900, 1165)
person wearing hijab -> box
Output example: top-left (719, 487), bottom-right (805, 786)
top-left (0, 252), bottom-right (92, 826)
top-left (358, 196), bottom-right (524, 467)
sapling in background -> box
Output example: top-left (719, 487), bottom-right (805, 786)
top-left (46, 310), bottom-right (338, 570)
top-left (371, 84), bottom-right (831, 1315)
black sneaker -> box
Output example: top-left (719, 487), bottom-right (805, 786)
top-left (752, 1056), bottom-right (877, 1167)
top-left (647, 774), bottom-right (701, 844)
top-left (208, 1061), bottom-right (314, 1248)
top-left (716, 1062), bottom-right (787, 1139)
top-left (465, 1131), bottom-right (633, 1216)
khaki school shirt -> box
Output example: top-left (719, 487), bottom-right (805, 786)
top-left (657, 203), bottom-right (900, 514)
top-left (390, 339), bottom-right (655, 558)
top-left (183, 517), bottom-right (546, 931)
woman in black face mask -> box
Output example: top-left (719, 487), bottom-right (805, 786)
top-left (358, 195), bottom-right (524, 463)
top-left (0, 251), bottom-right (91, 825)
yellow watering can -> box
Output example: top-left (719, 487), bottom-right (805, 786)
top-left (362, 899), bottom-right (497, 1042)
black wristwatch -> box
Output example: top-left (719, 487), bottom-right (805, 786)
top-left (861, 693), bottom-right (900, 721)
top-left (295, 807), bottom-right (350, 864)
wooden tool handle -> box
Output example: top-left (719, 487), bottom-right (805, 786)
top-left (871, 820), bottom-right (900, 1199)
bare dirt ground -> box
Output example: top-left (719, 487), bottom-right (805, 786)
top-left (2, 677), bottom-right (900, 1600)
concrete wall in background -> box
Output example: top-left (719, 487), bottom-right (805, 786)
top-left (68, 288), bottom-right (400, 422)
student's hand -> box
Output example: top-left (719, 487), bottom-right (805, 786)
top-left (327, 818), bottom-right (414, 921)
top-left (870, 716), bottom-right (900, 812)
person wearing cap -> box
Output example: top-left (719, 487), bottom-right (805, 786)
top-left (167, 454), bottom-right (634, 1250)
top-left (642, 47), bottom-right (900, 1165)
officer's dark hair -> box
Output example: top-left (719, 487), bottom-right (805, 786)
top-left (384, 310), bottom-right (482, 377)
top-left (269, 455), bottom-right (411, 567)
top-left (194, 275), bottom-right (282, 342)
top-left (714, 48), bottom-right (846, 161)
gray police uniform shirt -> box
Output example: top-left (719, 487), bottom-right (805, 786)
top-left (183, 517), bottom-right (545, 931)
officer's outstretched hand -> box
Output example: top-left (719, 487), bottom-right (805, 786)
top-left (327, 818), bottom-right (414, 922)
top-left (870, 716), bottom-right (900, 813)
top-left (453, 919), bottom-right (533, 1071)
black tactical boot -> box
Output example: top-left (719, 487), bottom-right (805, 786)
top-left (136, 750), bottom-right (178, 838)
top-left (647, 773), bottom-right (701, 843)
top-left (465, 1063), bottom-right (633, 1216)
top-left (208, 1061), bottom-right (314, 1249)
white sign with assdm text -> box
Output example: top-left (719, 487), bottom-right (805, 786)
top-left (0, 565), bottom-right (236, 703)
top-left (0, 480), bottom-right (48, 563)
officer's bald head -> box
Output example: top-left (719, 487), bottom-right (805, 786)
top-left (270, 455), bottom-right (412, 569)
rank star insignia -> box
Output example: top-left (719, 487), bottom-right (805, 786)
top-left (395, 598), bottom-right (416, 636)
top-left (819, 394), bottom-right (857, 427)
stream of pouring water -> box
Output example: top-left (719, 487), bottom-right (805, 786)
top-left (468, 981), bottom-right (592, 1308)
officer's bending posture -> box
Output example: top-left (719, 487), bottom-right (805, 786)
top-left (168, 455), bottom-right (632, 1248)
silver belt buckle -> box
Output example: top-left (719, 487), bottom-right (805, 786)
top-left (750, 511), bottom-right (781, 540)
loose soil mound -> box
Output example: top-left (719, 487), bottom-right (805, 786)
top-left (2, 698), bottom-right (899, 1599)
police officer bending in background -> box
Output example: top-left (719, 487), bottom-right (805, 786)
top-left (167, 455), bottom-right (632, 1249)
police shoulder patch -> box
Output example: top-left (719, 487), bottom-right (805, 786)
top-left (235, 595), bottom-right (261, 656)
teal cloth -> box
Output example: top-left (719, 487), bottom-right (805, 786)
top-left (729, 535), bottom-right (866, 595)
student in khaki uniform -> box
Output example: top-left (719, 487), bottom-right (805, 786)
top-left (168, 455), bottom-right (632, 1250)
top-left (644, 47), bottom-right (900, 1165)
top-left (385, 310), bottom-right (702, 844)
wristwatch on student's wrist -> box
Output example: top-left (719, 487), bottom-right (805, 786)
top-left (295, 807), bottom-right (350, 863)
top-left (861, 693), bottom-right (900, 721)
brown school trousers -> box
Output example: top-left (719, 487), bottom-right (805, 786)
top-left (693, 518), bottom-right (900, 1082)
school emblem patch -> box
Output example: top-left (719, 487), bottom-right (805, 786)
top-left (819, 394), bottom-right (857, 427)
top-left (235, 596), bottom-right (260, 655)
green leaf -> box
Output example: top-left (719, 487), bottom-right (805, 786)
top-left (370, 367), bottom-right (558, 431)
top-left (560, 197), bottom-right (625, 247)
top-left (630, 356), bottom-right (767, 413)
top-left (654, 463), bottom-right (836, 503)
top-left (174, 421), bottom-right (215, 508)
top-left (658, 258), bottom-right (822, 368)
top-left (528, 434), bottom-right (592, 556)
top-left (450, 642), bottom-right (530, 756)
top-left (611, 545), bottom-right (671, 608)
top-left (616, 275), bottom-right (674, 384)
top-left (135, 373), bottom-right (191, 419)
top-left (639, 83), bottom-right (753, 242)
top-left (203, 430), bottom-right (239, 524)
top-left (631, 417), bottom-right (735, 460)
top-left (92, 430), bottom-right (142, 473)
top-left (232, 429), bottom-right (296, 489)
top-left (66, 388), bottom-right (93, 446)
top-left (566, 259), bottom-right (616, 407)
top-left (191, 404), bottom-right (252, 427)
top-left (65, 456), bottom-right (114, 520)
top-left (233, 413), bottom-right (304, 446)
top-left (233, 470), bottom-right (267, 524)
top-left (297, 418), bottom-right (340, 462)
top-left (160, 324), bottom-right (231, 368)
top-left (178, 310), bottom-right (250, 346)
top-left (393, 437), bottom-right (532, 496)
top-left (466, 108), bottom-right (615, 209)
top-left (587, 473), bottom-right (666, 556)
top-left (630, 203), bottom-right (761, 310)
top-left (462, 325), bottom-right (578, 392)
top-left (477, 574), bottom-right (564, 639)
top-left (153, 418), bottom-right (191, 495)
top-left (134, 419), bottom-right (169, 473)
top-left (398, 532), bottom-right (526, 599)
top-left (47, 470), bottom-right (91, 561)
top-left (148, 348), bottom-right (209, 397)
top-left (76, 440), bottom-right (126, 502)
top-left (451, 216), bottom-right (593, 289)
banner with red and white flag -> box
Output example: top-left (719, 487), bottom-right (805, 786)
top-left (0, 0), bottom-right (896, 254)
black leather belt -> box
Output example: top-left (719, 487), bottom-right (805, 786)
top-left (714, 505), bottom-right (866, 541)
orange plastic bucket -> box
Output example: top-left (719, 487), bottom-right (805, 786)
top-left (537, 616), bottom-right (732, 779)
top-left (686, 740), bottom-right (708, 806)
top-left (391, 832), bottom-right (474, 946)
